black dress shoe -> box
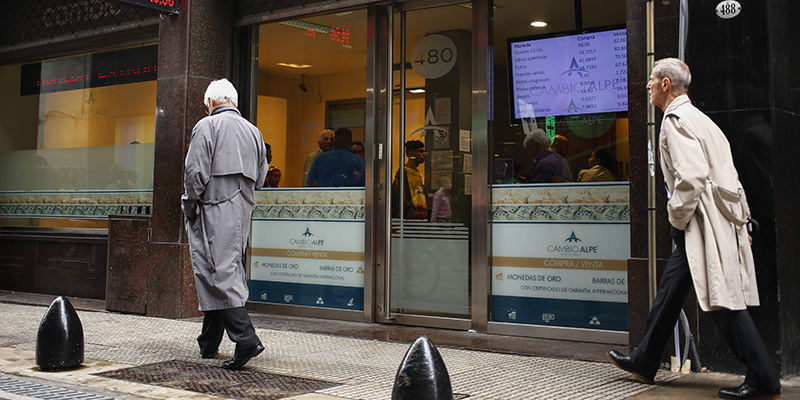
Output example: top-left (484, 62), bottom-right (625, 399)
top-left (607, 350), bottom-right (654, 384)
top-left (718, 383), bottom-right (781, 399)
top-left (201, 351), bottom-right (218, 359)
top-left (222, 343), bottom-right (264, 370)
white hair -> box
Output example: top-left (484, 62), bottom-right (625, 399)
top-left (653, 58), bottom-right (692, 93)
top-left (203, 78), bottom-right (238, 108)
top-left (523, 128), bottom-right (551, 154)
top-left (317, 129), bottom-right (334, 140)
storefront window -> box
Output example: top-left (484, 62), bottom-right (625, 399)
top-left (248, 10), bottom-right (367, 311)
top-left (490, 0), bottom-right (629, 331)
top-left (0, 45), bottom-right (157, 229)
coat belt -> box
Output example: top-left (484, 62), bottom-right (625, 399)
top-left (197, 189), bottom-right (246, 273)
top-left (709, 180), bottom-right (749, 226)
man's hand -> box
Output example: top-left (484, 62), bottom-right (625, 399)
top-left (181, 197), bottom-right (199, 219)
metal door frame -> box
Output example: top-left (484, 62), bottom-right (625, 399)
top-left (372, 0), bottom-right (478, 331)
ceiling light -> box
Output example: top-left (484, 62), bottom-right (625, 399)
top-left (458, 3), bottom-right (502, 10)
top-left (408, 88), bottom-right (426, 94)
top-left (531, 21), bottom-right (548, 28)
top-left (277, 62), bottom-right (313, 69)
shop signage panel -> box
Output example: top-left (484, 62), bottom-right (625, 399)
top-left (249, 188), bottom-right (365, 310)
top-left (491, 183), bottom-right (630, 331)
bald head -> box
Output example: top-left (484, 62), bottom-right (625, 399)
top-left (551, 134), bottom-right (569, 157)
top-left (317, 129), bottom-right (335, 152)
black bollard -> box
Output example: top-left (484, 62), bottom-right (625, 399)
top-left (391, 336), bottom-right (454, 400)
top-left (36, 296), bottom-right (84, 371)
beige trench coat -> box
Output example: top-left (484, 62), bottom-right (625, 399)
top-left (659, 95), bottom-right (759, 311)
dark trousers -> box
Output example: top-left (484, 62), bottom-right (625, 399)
top-left (197, 307), bottom-right (261, 355)
top-left (630, 227), bottom-right (779, 390)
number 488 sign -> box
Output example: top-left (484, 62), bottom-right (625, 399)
top-left (715, 0), bottom-right (741, 19)
top-left (410, 34), bottom-right (458, 80)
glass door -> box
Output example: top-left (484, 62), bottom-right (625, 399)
top-left (377, 3), bottom-right (473, 327)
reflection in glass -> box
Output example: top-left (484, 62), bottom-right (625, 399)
top-left (0, 50), bottom-right (157, 229)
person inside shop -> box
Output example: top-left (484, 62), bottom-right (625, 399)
top-left (302, 129), bottom-right (335, 186)
top-left (577, 149), bottom-right (619, 182)
top-left (513, 163), bottom-right (526, 183)
top-left (524, 129), bottom-right (566, 183)
top-left (265, 142), bottom-right (273, 165)
top-left (350, 141), bottom-right (365, 159)
top-left (306, 127), bottom-right (365, 187)
top-left (392, 140), bottom-right (428, 219)
top-left (495, 161), bottom-right (525, 184)
top-left (430, 175), bottom-right (452, 223)
top-left (182, 78), bottom-right (267, 371)
top-left (550, 134), bottom-right (573, 181)
top-left (125, 170), bottom-right (138, 189)
top-left (607, 58), bottom-right (780, 400)
top-left (266, 166), bottom-right (281, 188)
top-left (105, 163), bottom-right (134, 189)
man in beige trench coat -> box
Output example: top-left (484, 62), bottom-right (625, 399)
top-left (607, 58), bottom-right (781, 399)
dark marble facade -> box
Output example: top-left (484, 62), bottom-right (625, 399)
top-left (768, 0), bottom-right (800, 378)
top-left (105, 0), bottom-right (237, 319)
top-left (106, 215), bottom-right (150, 314)
top-left (0, 234), bottom-right (108, 299)
top-left (627, 0), bottom-right (800, 377)
top-left (150, 0), bottom-right (235, 318)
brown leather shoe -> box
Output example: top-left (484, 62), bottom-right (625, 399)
top-left (718, 383), bottom-right (781, 399)
top-left (607, 350), bottom-right (654, 384)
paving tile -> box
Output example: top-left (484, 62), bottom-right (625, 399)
top-left (0, 302), bottom-right (691, 400)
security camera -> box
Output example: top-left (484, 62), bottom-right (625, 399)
top-left (299, 74), bottom-right (308, 92)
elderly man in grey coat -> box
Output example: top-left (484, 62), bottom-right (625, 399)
top-left (607, 59), bottom-right (780, 399)
top-left (182, 78), bottom-right (268, 370)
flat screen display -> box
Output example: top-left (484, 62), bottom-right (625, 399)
top-left (508, 26), bottom-right (627, 122)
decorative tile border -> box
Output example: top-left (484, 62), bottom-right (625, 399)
top-left (0, 186), bottom-right (625, 222)
top-left (0, 190), bottom-right (152, 218)
top-left (253, 188), bottom-right (365, 221)
top-left (491, 204), bottom-right (630, 222)
top-left (252, 204), bottom-right (364, 220)
top-left (492, 183), bottom-right (630, 222)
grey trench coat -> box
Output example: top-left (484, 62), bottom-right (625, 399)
top-left (182, 106), bottom-right (268, 311)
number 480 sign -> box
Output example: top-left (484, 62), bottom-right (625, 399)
top-left (410, 34), bottom-right (458, 80)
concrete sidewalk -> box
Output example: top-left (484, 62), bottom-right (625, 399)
top-left (0, 302), bottom-right (797, 400)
